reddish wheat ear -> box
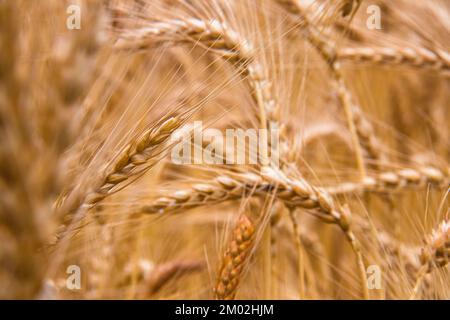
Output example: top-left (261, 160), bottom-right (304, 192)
top-left (215, 214), bottom-right (256, 300)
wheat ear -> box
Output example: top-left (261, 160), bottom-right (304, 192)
top-left (55, 116), bottom-right (183, 242)
top-left (138, 165), bottom-right (449, 216)
top-left (411, 219), bottom-right (449, 299)
top-left (214, 214), bottom-right (256, 300)
top-left (85, 116), bottom-right (182, 206)
top-left (327, 165), bottom-right (450, 196)
top-left (337, 46), bottom-right (450, 76)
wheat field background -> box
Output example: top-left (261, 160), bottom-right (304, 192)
top-left (0, 0), bottom-right (449, 300)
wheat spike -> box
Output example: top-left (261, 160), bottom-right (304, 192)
top-left (54, 116), bottom-right (184, 243)
top-left (214, 214), bottom-right (256, 300)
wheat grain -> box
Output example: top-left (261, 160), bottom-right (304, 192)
top-left (138, 165), bottom-right (449, 217)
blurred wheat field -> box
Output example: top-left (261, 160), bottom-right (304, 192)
top-left (0, 0), bottom-right (449, 300)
